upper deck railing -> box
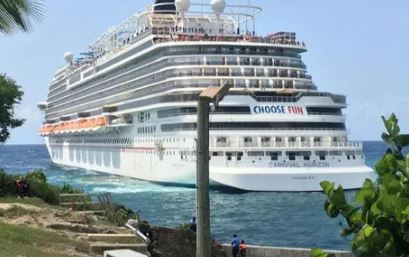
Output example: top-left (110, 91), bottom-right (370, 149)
top-left (151, 31), bottom-right (307, 49)
top-left (210, 140), bottom-right (363, 149)
top-left (59, 2), bottom-right (307, 77)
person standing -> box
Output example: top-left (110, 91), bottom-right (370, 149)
top-left (189, 216), bottom-right (197, 232)
top-left (231, 234), bottom-right (240, 257)
top-left (239, 240), bottom-right (247, 257)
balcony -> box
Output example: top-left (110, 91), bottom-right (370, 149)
top-left (210, 139), bottom-right (362, 149)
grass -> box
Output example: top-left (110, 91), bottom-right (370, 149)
top-left (0, 205), bottom-right (40, 219)
top-left (0, 222), bottom-right (90, 257)
top-left (0, 197), bottom-right (51, 208)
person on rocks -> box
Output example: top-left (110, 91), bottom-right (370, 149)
top-left (189, 216), bottom-right (196, 232)
top-left (231, 234), bottom-right (240, 257)
top-left (239, 240), bottom-right (247, 257)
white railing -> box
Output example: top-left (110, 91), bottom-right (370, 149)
top-left (210, 141), bottom-right (362, 149)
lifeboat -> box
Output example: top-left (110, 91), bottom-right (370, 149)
top-left (78, 119), bottom-right (88, 129)
top-left (40, 116), bottom-right (108, 135)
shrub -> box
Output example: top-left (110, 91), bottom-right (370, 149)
top-left (60, 183), bottom-right (81, 194)
top-left (0, 169), bottom-right (6, 192)
top-left (311, 114), bottom-right (409, 257)
top-left (178, 223), bottom-right (191, 231)
top-left (27, 180), bottom-right (60, 205)
top-left (0, 169), bottom-right (19, 196)
top-left (25, 169), bottom-right (47, 183)
top-left (97, 193), bottom-right (138, 226)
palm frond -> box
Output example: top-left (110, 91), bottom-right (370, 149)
top-left (0, 0), bottom-right (44, 34)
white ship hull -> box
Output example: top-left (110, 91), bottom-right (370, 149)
top-left (45, 134), bottom-right (374, 192)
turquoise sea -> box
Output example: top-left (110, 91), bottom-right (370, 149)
top-left (0, 142), bottom-right (387, 250)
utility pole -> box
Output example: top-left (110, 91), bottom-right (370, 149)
top-left (196, 82), bottom-right (232, 257)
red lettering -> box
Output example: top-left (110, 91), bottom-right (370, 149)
top-left (287, 106), bottom-right (304, 115)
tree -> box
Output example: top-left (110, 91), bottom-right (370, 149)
top-left (0, 0), bottom-right (44, 34)
top-left (311, 114), bottom-right (409, 257)
top-left (0, 74), bottom-right (24, 142)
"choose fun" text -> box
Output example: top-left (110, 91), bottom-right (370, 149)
top-left (253, 105), bottom-right (304, 115)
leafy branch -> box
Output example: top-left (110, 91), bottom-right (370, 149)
top-left (312, 114), bottom-right (409, 257)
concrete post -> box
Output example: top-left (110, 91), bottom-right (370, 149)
top-left (196, 97), bottom-right (211, 257)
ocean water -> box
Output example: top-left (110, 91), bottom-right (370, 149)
top-left (0, 142), bottom-right (387, 250)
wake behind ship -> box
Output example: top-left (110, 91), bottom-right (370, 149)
top-left (38, 0), bottom-right (374, 191)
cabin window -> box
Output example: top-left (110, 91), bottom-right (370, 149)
top-left (267, 151), bottom-right (281, 161)
top-left (244, 137), bottom-right (253, 143)
top-left (248, 151), bottom-right (264, 157)
top-left (217, 137), bottom-right (227, 143)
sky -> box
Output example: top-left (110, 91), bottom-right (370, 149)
top-left (0, 0), bottom-right (408, 144)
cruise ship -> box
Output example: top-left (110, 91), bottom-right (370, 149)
top-left (38, 0), bottom-right (374, 191)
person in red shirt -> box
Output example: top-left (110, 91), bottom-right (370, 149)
top-left (239, 240), bottom-right (247, 257)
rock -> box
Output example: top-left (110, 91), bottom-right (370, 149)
top-left (127, 218), bottom-right (139, 228)
top-left (147, 226), bottom-right (225, 257)
top-left (46, 223), bottom-right (117, 234)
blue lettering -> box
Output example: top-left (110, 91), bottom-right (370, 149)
top-left (281, 106), bottom-right (286, 113)
top-left (271, 106), bottom-right (277, 113)
top-left (254, 106), bottom-right (259, 114)
top-left (265, 106), bottom-right (271, 113)
top-left (253, 106), bottom-right (289, 114)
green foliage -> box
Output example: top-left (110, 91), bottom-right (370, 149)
top-left (0, 0), bottom-right (44, 34)
top-left (0, 205), bottom-right (39, 218)
top-left (178, 223), bottom-right (191, 231)
top-left (0, 169), bottom-right (19, 195)
top-left (0, 74), bottom-right (24, 142)
top-left (0, 169), bottom-right (59, 205)
top-left (310, 248), bottom-right (335, 257)
top-left (25, 169), bottom-right (47, 183)
top-left (60, 183), bottom-right (81, 194)
top-left (0, 222), bottom-right (89, 257)
top-left (28, 180), bottom-right (60, 205)
top-left (0, 169), bottom-right (6, 192)
top-left (312, 114), bottom-right (409, 257)
top-left (97, 193), bottom-right (138, 226)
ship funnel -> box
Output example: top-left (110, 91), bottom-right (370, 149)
top-left (154, 0), bottom-right (176, 14)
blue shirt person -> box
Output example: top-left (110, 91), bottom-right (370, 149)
top-left (231, 234), bottom-right (240, 257)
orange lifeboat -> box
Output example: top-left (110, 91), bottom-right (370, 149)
top-left (78, 119), bottom-right (88, 129)
top-left (95, 117), bottom-right (107, 127)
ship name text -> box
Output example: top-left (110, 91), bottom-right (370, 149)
top-left (253, 105), bottom-right (305, 115)
top-left (269, 161), bottom-right (330, 168)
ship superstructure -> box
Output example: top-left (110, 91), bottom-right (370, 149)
top-left (38, 0), bottom-right (373, 191)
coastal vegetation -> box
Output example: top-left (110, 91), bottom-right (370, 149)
top-left (0, 169), bottom-right (62, 205)
top-left (312, 114), bottom-right (409, 257)
top-left (0, 74), bottom-right (24, 143)
top-left (0, 222), bottom-right (89, 257)
top-left (0, 169), bottom-right (138, 225)
top-left (0, 169), bottom-right (145, 256)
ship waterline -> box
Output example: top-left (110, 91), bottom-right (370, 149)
top-left (39, 0), bottom-right (374, 191)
